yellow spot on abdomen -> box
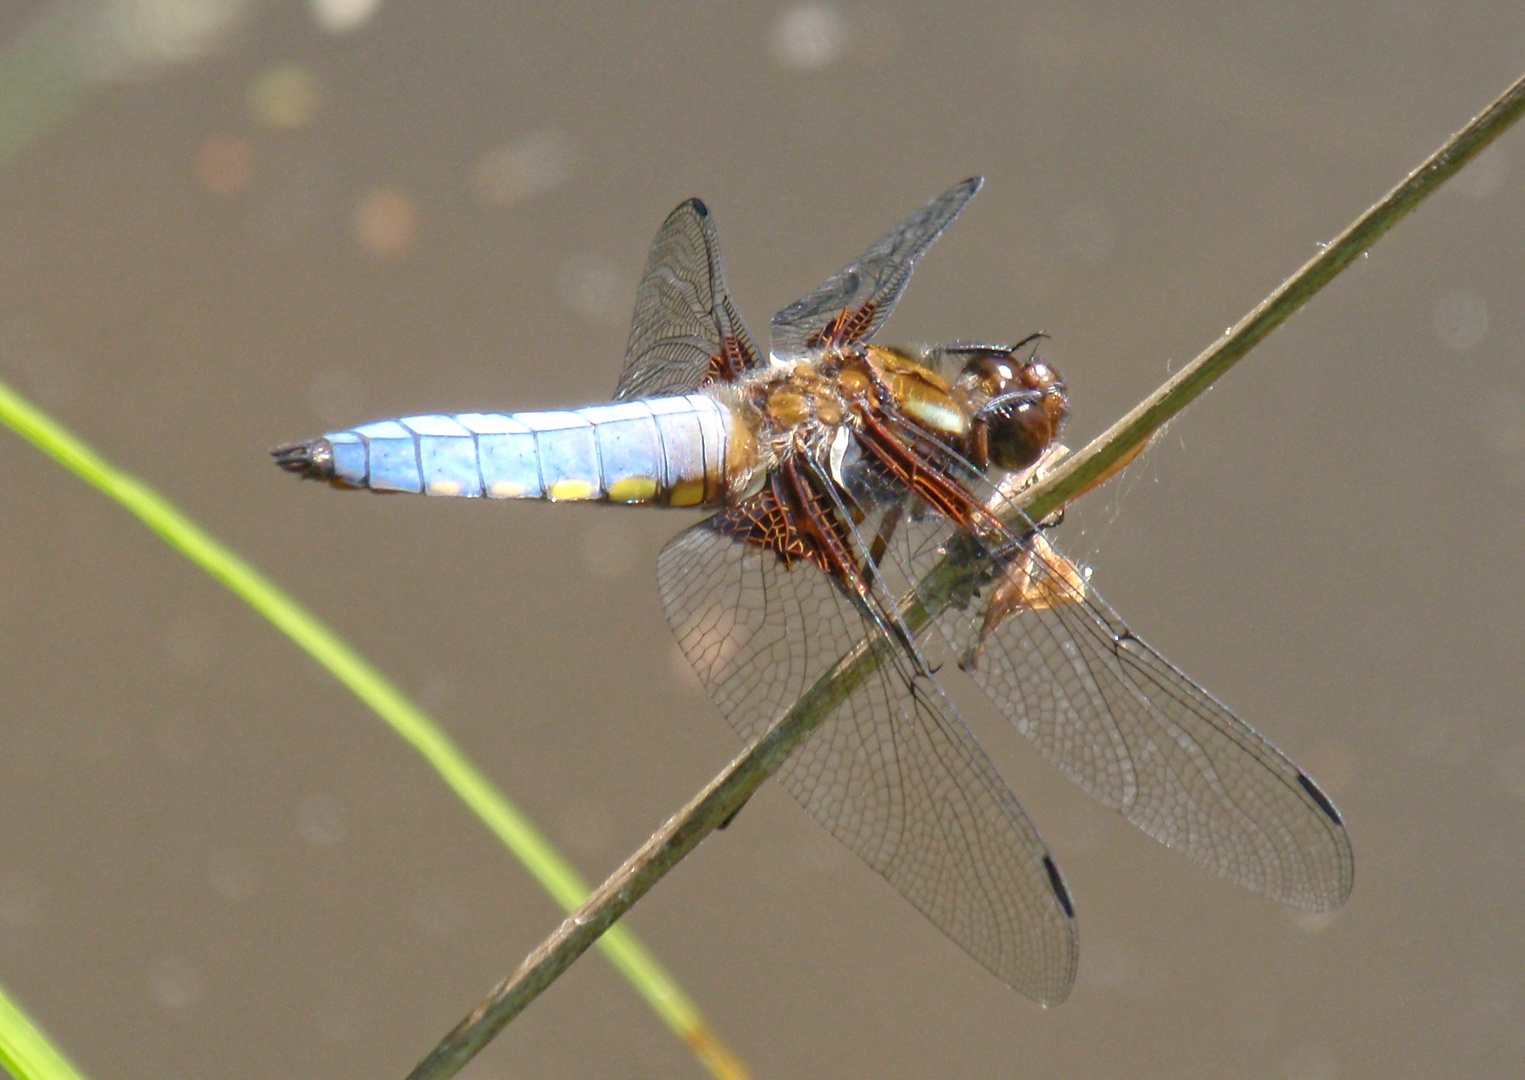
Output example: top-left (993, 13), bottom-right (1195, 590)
top-left (668, 479), bottom-right (706, 507)
top-left (429, 479), bottom-right (462, 496)
top-left (548, 479), bottom-right (596, 501)
top-left (489, 480), bottom-right (528, 498)
top-left (607, 476), bottom-right (658, 503)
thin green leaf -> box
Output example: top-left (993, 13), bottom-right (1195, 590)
top-left (0, 377), bottom-right (749, 1080)
top-left (0, 981), bottom-right (89, 1080)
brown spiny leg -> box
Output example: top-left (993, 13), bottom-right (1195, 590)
top-left (776, 459), bottom-right (875, 604)
top-left (866, 499), bottom-right (905, 572)
top-left (807, 302), bottom-right (879, 350)
top-left (709, 459), bottom-right (876, 600)
top-left (709, 474), bottom-right (826, 572)
top-left (700, 335), bottom-right (755, 386)
top-left (855, 411), bottom-right (1009, 541)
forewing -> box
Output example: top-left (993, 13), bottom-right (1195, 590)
top-left (920, 507), bottom-right (1355, 911)
top-left (613, 198), bottom-right (763, 401)
top-left (770, 178), bottom-right (982, 362)
top-left (658, 508), bottom-right (1078, 1004)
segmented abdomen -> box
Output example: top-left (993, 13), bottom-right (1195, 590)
top-left (315, 393), bottom-right (732, 506)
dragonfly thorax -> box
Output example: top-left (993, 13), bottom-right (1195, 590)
top-left (728, 352), bottom-right (872, 465)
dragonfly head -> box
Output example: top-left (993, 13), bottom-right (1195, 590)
top-left (954, 348), bottom-right (1069, 472)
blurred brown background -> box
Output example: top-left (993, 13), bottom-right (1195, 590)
top-left (1, 2), bottom-right (1523, 1078)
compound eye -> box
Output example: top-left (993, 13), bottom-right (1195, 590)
top-left (982, 397), bottom-right (1056, 472)
top-left (1019, 359), bottom-right (1060, 394)
top-left (959, 353), bottom-right (1018, 394)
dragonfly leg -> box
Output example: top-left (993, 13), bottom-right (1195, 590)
top-left (865, 499), bottom-right (905, 571)
top-left (960, 532), bottom-right (1089, 671)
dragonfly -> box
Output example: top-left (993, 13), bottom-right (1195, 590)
top-left (274, 178), bottom-right (1354, 1005)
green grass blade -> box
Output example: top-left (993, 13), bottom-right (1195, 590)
top-left (0, 377), bottom-right (749, 1080)
top-left (0, 981), bottom-right (89, 1080)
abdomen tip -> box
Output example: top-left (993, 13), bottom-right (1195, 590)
top-left (271, 439), bottom-right (335, 480)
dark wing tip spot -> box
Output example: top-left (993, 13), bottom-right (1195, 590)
top-left (271, 439), bottom-right (335, 481)
top-left (1297, 772), bottom-right (1344, 826)
top-left (1043, 855), bottom-right (1076, 918)
top-left (689, 197), bottom-right (709, 217)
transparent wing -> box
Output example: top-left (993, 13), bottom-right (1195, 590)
top-left (905, 474), bottom-right (1355, 911)
top-left (657, 505), bottom-right (1078, 1004)
top-left (770, 177), bottom-right (982, 363)
top-left (613, 198), bottom-right (763, 401)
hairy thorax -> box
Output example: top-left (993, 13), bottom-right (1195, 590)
top-left (710, 344), bottom-right (973, 506)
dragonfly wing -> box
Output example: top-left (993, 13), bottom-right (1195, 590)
top-left (769, 177), bottom-right (982, 362)
top-left (658, 508), bottom-right (1079, 1004)
top-left (926, 520), bottom-right (1356, 911)
top-left (613, 198), bottom-right (763, 401)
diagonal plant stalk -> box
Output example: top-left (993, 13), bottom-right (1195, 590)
top-left (403, 68), bottom-right (1525, 1080)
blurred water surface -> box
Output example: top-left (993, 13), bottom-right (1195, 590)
top-left (2, 2), bottom-right (1525, 1079)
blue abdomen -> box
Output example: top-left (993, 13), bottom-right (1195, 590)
top-left (275, 393), bottom-right (734, 507)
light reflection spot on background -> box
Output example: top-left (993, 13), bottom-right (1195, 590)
top-left (353, 187), bottom-right (419, 258)
top-left (769, 4), bottom-right (848, 70)
top-left (472, 129), bottom-right (577, 207)
top-left (85, 0), bottom-right (251, 80)
top-left (194, 133), bottom-right (254, 195)
top-left (296, 793), bottom-right (347, 847)
top-left (557, 253), bottom-right (627, 326)
top-left (311, 0), bottom-right (385, 34)
top-left (1433, 289), bottom-right (1489, 351)
top-left (249, 64), bottom-right (323, 130)
top-left (147, 955), bottom-right (204, 1010)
